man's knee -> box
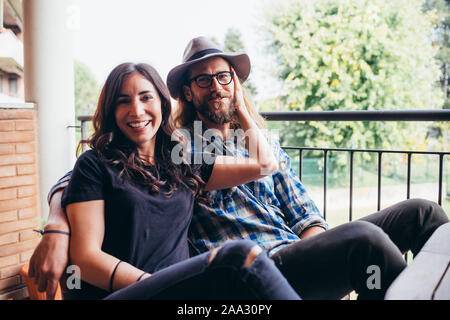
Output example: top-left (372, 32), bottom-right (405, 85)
top-left (208, 240), bottom-right (263, 268)
top-left (404, 198), bottom-right (449, 223)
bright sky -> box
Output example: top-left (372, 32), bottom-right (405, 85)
top-left (71, 0), bottom-right (281, 101)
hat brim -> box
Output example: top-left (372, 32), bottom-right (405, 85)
top-left (166, 52), bottom-right (251, 99)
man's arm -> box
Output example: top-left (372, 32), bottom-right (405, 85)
top-left (300, 225), bottom-right (326, 239)
top-left (28, 173), bottom-right (71, 300)
top-left (272, 144), bottom-right (328, 237)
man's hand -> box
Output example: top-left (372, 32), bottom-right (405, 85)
top-left (230, 66), bottom-right (248, 116)
top-left (28, 232), bottom-right (70, 299)
top-left (28, 190), bottom-right (70, 299)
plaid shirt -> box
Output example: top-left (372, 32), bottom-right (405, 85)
top-left (187, 128), bottom-right (328, 256)
top-left (48, 131), bottom-right (328, 257)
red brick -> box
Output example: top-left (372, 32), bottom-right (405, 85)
top-left (0, 166), bottom-right (16, 178)
top-left (0, 264), bottom-right (22, 279)
top-left (0, 132), bottom-right (35, 143)
top-left (0, 196), bottom-right (37, 213)
top-left (20, 250), bottom-right (33, 263)
top-left (0, 109), bottom-right (34, 120)
top-left (0, 188), bottom-right (16, 201)
top-left (0, 218), bottom-right (37, 235)
top-left (16, 164), bottom-right (35, 175)
top-left (15, 143), bottom-right (35, 154)
top-left (19, 229), bottom-right (38, 242)
top-left (15, 120), bottom-right (35, 131)
top-left (0, 254), bottom-right (18, 268)
top-left (0, 144), bottom-right (15, 155)
top-left (0, 232), bottom-right (18, 246)
top-left (0, 210), bottom-right (17, 223)
top-left (0, 121), bottom-right (14, 132)
top-left (17, 186), bottom-right (35, 198)
top-left (0, 175), bottom-right (36, 189)
top-left (0, 154), bottom-right (35, 166)
top-left (0, 238), bottom-right (39, 257)
top-left (18, 207), bottom-right (37, 220)
top-left (0, 275), bottom-right (21, 290)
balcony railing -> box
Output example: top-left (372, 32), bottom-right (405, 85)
top-left (260, 110), bottom-right (450, 212)
top-left (76, 110), bottom-right (450, 223)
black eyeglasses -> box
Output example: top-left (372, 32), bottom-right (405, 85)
top-left (189, 71), bottom-right (234, 88)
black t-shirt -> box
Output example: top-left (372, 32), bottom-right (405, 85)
top-left (61, 150), bottom-right (214, 299)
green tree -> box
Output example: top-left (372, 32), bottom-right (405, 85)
top-left (221, 28), bottom-right (258, 96)
top-left (74, 60), bottom-right (100, 117)
top-left (264, 0), bottom-right (443, 152)
top-left (424, 0), bottom-right (450, 107)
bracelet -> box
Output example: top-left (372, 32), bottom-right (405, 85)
top-left (136, 272), bottom-right (148, 282)
top-left (109, 260), bottom-right (123, 292)
top-left (33, 229), bottom-right (71, 236)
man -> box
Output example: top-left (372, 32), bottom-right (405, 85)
top-left (30, 36), bottom-right (449, 300)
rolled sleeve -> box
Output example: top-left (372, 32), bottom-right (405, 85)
top-left (47, 170), bottom-right (72, 204)
top-left (273, 145), bottom-right (328, 236)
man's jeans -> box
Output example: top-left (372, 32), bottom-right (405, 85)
top-left (105, 240), bottom-right (300, 300)
top-left (271, 198), bottom-right (449, 300)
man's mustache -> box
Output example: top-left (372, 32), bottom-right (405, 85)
top-left (209, 91), bottom-right (232, 99)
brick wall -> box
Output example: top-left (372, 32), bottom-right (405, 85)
top-left (0, 107), bottom-right (40, 299)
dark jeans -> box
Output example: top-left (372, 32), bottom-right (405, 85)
top-left (105, 240), bottom-right (300, 300)
top-left (271, 198), bottom-right (449, 300)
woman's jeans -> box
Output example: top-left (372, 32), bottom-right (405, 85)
top-left (105, 240), bottom-right (300, 300)
top-left (271, 198), bottom-right (449, 300)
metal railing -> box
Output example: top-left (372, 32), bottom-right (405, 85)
top-left (76, 110), bottom-right (450, 221)
top-left (260, 110), bottom-right (450, 221)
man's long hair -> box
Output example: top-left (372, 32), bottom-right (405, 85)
top-left (84, 62), bottom-right (205, 198)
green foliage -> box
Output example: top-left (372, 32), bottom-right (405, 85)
top-left (264, 0), bottom-right (444, 153)
top-left (74, 60), bottom-right (100, 118)
top-left (220, 28), bottom-right (258, 96)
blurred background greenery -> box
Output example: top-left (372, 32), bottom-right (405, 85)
top-left (73, 0), bottom-right (450, 222)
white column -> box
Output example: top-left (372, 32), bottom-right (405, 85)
top-left (23, 0), bottom-right (76, 217)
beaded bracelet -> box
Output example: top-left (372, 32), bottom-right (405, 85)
top-left (33, 229), bottom-right (71, 236)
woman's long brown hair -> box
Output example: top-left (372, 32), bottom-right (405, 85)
top-left (85, 62), bottom-right (204, 198)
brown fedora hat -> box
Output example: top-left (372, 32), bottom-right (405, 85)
top-left (166, 36), bottom-right (251, 99)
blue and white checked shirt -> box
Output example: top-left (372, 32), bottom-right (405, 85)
top-left (187, 128), bottom-right (328, 256)
top-left (48, 129), bottom-right (328, 257)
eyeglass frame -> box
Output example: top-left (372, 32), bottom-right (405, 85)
top-left (188, 71), bottom-right (234, 88)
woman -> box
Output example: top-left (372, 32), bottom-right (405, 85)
top-left (61, 62), bottom-right (300, 300)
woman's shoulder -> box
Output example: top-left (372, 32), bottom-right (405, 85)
top-left (77, 149), bottom-right (101, 163)
top-left (73, 149), bottom-right (105, 172)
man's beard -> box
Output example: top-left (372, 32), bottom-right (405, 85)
top-left (194, 92), bottom-right (236, 125)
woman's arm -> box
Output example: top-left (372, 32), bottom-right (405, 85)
top-left (66, 200), bottom-right (149, 292)
top-left (204, 67), bottom-right (278, 191)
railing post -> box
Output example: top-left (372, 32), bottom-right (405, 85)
top-left (80, 119), bottom-right (87, 152)
top-left (377, 152), bottom-right (382, 211)
top-left (299, 149), bottom-right (303, 181)
top-left (407, 153), bottom-right (412, 200)
top-left (323, 150), bottom-right (328, 220)
top-left (349, 151), bottom-right (354, 222)
top-left (439, 154), bottom-right (444, 206)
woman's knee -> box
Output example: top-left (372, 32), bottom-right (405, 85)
top-left (208, 240), bottom-right (263, 268)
